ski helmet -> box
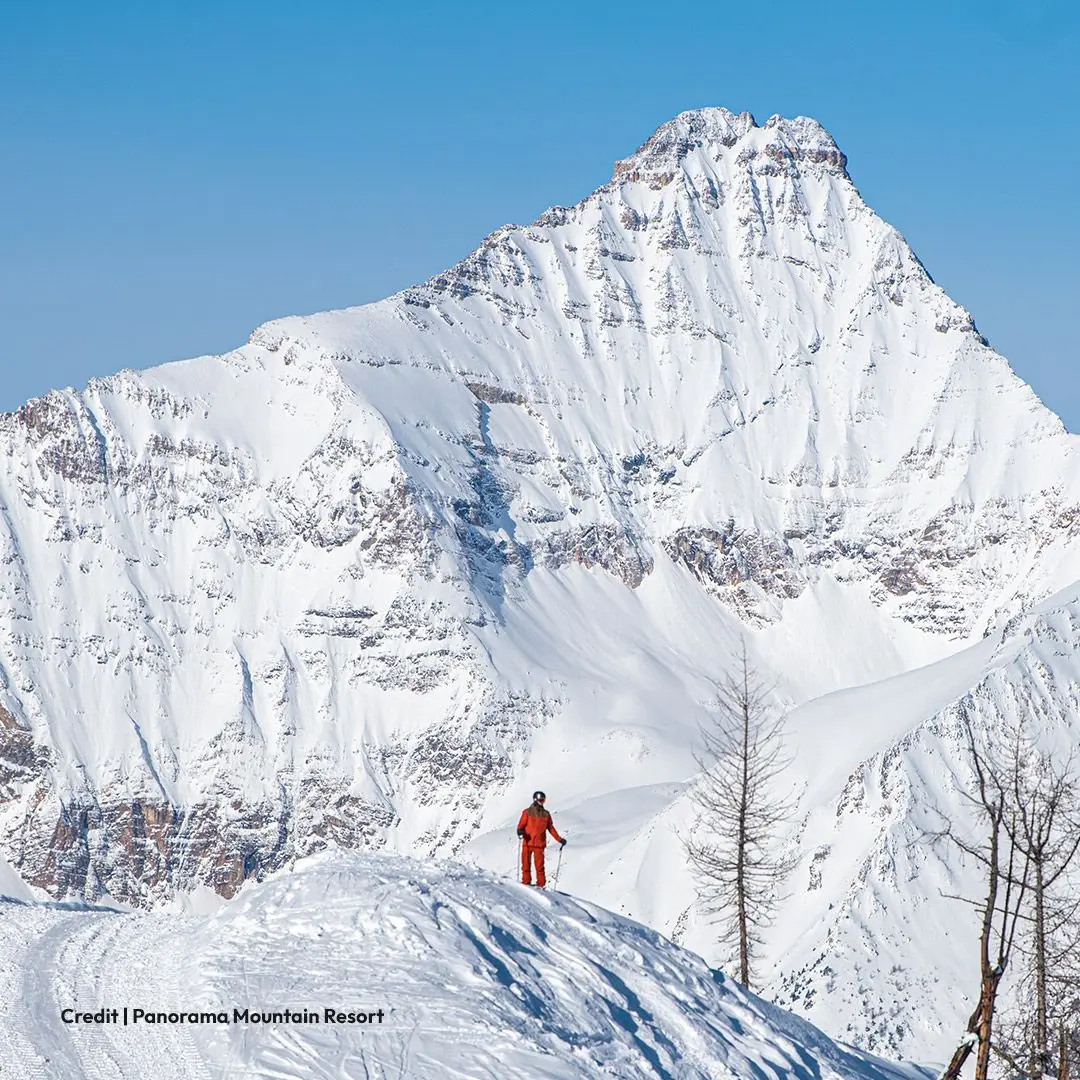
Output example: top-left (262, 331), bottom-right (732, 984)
top-left (533, 790), bottom-right (546, 801)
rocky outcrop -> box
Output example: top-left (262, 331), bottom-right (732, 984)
top-left (665, 525), bottom-right (805, 624)
top-left (13, 790), bottom-right (397, 904)
top-left (0, 705), bottom-right (49, 803)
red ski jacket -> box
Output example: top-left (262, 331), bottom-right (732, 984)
top-left (517, 804), bottom-right (563, 848)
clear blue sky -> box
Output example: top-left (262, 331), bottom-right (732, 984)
top-left (2, 1), bottom-right (1077, 426)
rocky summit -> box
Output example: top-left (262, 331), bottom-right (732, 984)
top-left (1, 107), bottom-right (1078, 1058)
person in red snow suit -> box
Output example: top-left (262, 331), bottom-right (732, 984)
top-left (517, 791), bottom-right (565, 888)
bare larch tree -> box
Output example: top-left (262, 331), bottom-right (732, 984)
top-left (996, 729), bottom-right (1080, 1080)
top-left (938, 709), bottom-right (1031, 1080)
top-left (685, 642), bottom-right (793, 989)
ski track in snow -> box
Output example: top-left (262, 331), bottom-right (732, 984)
top-left (12, 908), bottom-right (212, 1079)
top-left (0, 853), bottom-right (933, 1080)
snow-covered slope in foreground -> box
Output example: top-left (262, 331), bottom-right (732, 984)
top-left (0, 853), bottom-right (931, 1080)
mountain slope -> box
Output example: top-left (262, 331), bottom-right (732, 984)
top-left (1, 106), bottom-right (1079, 1060)
top-left (0, 852), bottom-right (934, 1079)
top-left (455, 583), bottom-right (1080, 1058)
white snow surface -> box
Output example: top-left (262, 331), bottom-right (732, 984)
top-left (1, 106), bottom-right (1080, 1061)
top-left (0, 852), bottom-right (932, 1079)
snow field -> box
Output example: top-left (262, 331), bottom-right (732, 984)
top-left (0, 853), bottom-right (933, 1079)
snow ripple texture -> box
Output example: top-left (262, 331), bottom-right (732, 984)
top-left (0, 853), bottom-right (931, 1080)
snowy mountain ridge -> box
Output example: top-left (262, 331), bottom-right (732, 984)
top-left (0, 852), bottom-right (934, 1079)
top-left (1, 106), bottom-right (1078, 1059)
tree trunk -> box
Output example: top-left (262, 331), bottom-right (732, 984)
top-left (941, 1039), bottom-right (975, 1080)
top-left (1034, 859), bottom-right (1048, 1077)
top-left (942, 866), bottom-right (1000, 1080)
top-left (736, 697), bottom-right (750, 987)
top-left (974, 967), bottom-right (1001, 1080)
top-left (941, 1027), bottom-right (977, 1080)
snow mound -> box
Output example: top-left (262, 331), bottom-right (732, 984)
top-left (0, 853), bottom-right (932, 1079)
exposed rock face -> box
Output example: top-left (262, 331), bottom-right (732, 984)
top-left (0, 705), bottom-right (50, 804)
top-left (0, 104), bottom-right (1077, 1023)
top-left (664, 525), bottom-right (804, 624)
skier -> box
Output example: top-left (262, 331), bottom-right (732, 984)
top-left (517, 790), bottom-right (565, 888)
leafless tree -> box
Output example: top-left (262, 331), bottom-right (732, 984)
top-left (685, 642), bottom-right (794, 989)
top-left (935, 706), bottom-right (1080, 1080)
top-left (937, 709), bottom-right (1031, 1080)
top-left (993, 729), bottom-right (1080, 1080)
top-left (1001, 926), bottom-right (1080, 1080)
top-left (1043, 933), bottom-right (1080, 1080)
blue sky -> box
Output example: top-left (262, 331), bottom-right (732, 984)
top-left (2, 1), bottom-right (1077, 425)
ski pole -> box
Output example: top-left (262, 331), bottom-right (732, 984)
top-left (553, 840), bottom-right (565, 891)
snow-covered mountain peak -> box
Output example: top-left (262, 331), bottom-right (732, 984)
top-left (611, 106), bottom-right (848, 188)
top-left (612, 106), bottom-right (758, 180)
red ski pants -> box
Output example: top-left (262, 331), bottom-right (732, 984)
top-left (521, 844), bottom-right (546, 887)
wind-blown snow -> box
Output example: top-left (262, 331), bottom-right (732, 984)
top-left (0, 853), bottom-right (933, 1079)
